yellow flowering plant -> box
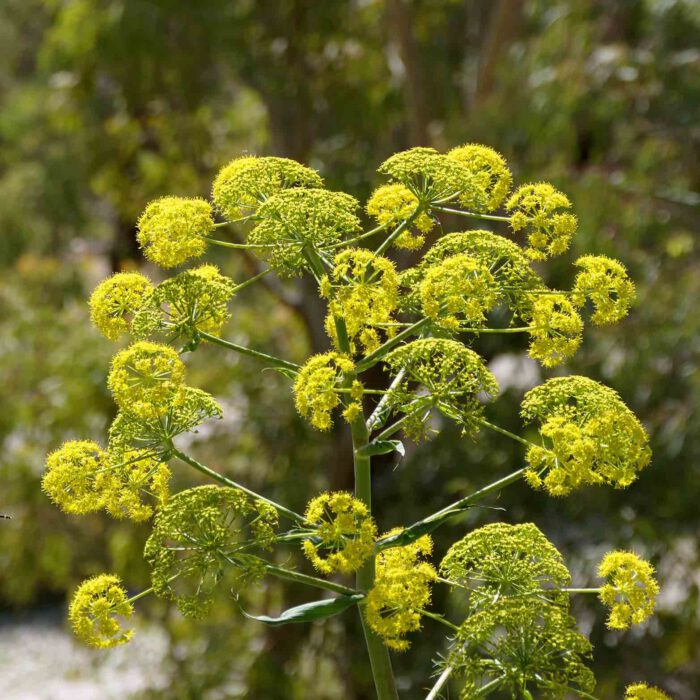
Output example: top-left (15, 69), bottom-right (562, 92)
top-left (45, 147), bottom-right (667, 699)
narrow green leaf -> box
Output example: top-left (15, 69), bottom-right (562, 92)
top-left (356, 440), bottom-right (405, 458)
top-left (240, 593), bottom-right (364, 626)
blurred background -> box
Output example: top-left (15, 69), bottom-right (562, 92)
top-left (0, 1), bottom-right (698, 698)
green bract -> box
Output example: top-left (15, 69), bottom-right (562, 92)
top-left (144, 485), bottom-right (278, 618)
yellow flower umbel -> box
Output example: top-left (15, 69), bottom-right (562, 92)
top-left (132, 264), bottom-right (236, 341)
top-left (506, 183), bottom-right (578, 260)
top-left (137, 197), bottom-right (214, 268)
top-left (212, 155), bottom-right (322, 220)
top-left (521, 376), bottom-right (651, 496)
top-left (365, 183), bottom-right (435, 250)
top-left (384, 339), bottom-right (499, 437)
top-left (572, 255), bottom-right (636, 325)
top-left (42, 440), bottom-right (109, 515)
top-left (322, 249), bottom-right (399, 355)
top-left (525, 293), bottom-right (583, 367)
top-left (249, 189), bottom-right (361, 275)
top-left (419, 253), bottom-right (497, 331)
top-left (68, 574), bottom-right (134, 648)
top-left (301, 492), bottom-right (377, 574)
top-left (598, 551), bottom-right (659, 630)
top-left (625, 683), bottom-right (671, 700)
top-left (378, 147), bottom-right (479, 205)
top-left (144, 485), bottom-right (278, 618)
top-left (447, 143), bottom-right (512, 212)
top-left (293, 352), bottom-right (356, 431)
top-left (365, 532), bottom-right (437, 651)
top-left (107, 341), bottom-right (186, 419)
top-left (89, 272), bottom-right (153, 341)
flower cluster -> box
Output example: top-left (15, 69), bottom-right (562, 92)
top-left (144, 485), bottom-right (278, 618)
top-left (446, 143), bottom-right (512, 212)
top-left (137, 196), bottom-right (214, 268)
top-left (625, 683), bottom-right (671, 700)
top-left (132, 264), bottom-right (236, 341)
top-left (248, 189), bottom-right (360, 275)
top-left (293, 352), bottom-right (356, 431)
top-left (107, 341), bottom-right (186, 420)
top-left (301, 492), bottom-right (377, 574)
top-left (597, 551), bottom-right (659, 630)
top-left (89, 272), bottom-right (154, 341)
top-left (365, 183), bottom-right (435, 250)
top-left (365, 532), bottom-right (437, 651)
top-left (521, 376), bottom-right (651, 496)
top-left (68, 574), bottom-right (134, 649)
top-left (419, 253), bottom-right (497, 331)
top-left (441, 524), bottom-right (594, 698)
top-left (525, 293), bottom-right (583, 367)
top-left (572, 255), bottom-right (636, 325)
top-left (507, 183), bottom-right (578, 260)
top-left (212, 155), bottom-right (322, 220)
top-left (322, 249), bottom-right (398, 354)
top-left (378, 147), bottom-right (479, 205)
top-left (383, 339), bottom-right (499, 437)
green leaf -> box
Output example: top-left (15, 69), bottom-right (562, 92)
top-left (356, 440), bottom-right (405, 458)
top-left (240, 593), bottom-right (364, 626)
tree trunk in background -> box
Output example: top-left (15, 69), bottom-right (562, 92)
top-left (385, 0), bottom-right (430, 146)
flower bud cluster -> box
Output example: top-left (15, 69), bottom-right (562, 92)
top-left (89, 272), bottom-right (153, 341)
top-left (625, 683), bottom-right (671, 700)
top-left (365, 531), bottom-right (437, 651)
top-left (301, 492), bottom-right (377, 574)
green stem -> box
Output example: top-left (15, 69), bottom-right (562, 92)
top-left (433, 206), bottom-right (512, 223)
top-left (355, 318), bottom-right (430, 372)
top-left (172, 448), bottom-right (305, 524)
top-left (262, 562), bottom-right (360, 597)
top-left (126, 586), bottom-right (155, 605)
top-left (231, 268), bottom-right (273, 293)
top-left (477, 418), bottom-right (536, 449)
top-left (198, 331), bottom-right (300, 372)
top-left (460, 326), bottom-right (535, 334)
top-left (563, 588), bottom-right (602, 594)
top-left (475, 676), bottom-right (506, 697)
top-left (326, 223), bottom-right (389, 249)
top-left (375, 207), bottom-right (421, 256)
top-left (366, 369), bottom-right (405, 430)
top-left (421, 609), bottom-right (460, 633)
top-left (425, 664), bottom-right (455, 700)
top-left (201, 235), bottom-right (274, 249)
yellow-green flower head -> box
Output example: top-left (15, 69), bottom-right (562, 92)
top-left (365, 530), bottom-right (437, 651)
top-left (403, 230), bottom-right (544, 322)
top-left (419, 253), bottom-right (498, 331)
top-left (249, 189), bottom-right (361, 275)
top-left (447, 143), bottom-right (512, 212)
top-left (68, 574), bottom-right (134, 649)
top-left (597, 551), bottom-right (659, 630)
top-left (144, 485), bottom-right (278, 618)
top-left (378, 147), bottom-right (479, 204)
top-left (89, 272), bottom-right (154, 341)
top-left (572, 255), bottom-right (636, 326)
top-left (137, 197), bottom-right (214, 268)
top-left (440, 522), bottom-right (571, 594)
top-left (212, 156), bottom-right (323, 220)
top-left (452, 596), bottom-right (594, 699)
top-left (506, 183), bottom-right (578, 260)
top-left (384, 339), bottom-right (499, 437)
top-left (301, 491), bottom-right (377, 575)
top-left (133, 264), bottom-right (236, 341)
top-left (625, 683), bottom-right (672, 700)
top-left (42, 440), bottom-right (109, 515)
top-left (365, 183), bottom-right (435, 250)
top-left (323, 249), bottom-right (399, 355)
top-left (521, 376), bottom-right (651, 496)
top-left (109, 386), bottom-right (223, 459)
top-left (293, 352), bottom-right (355, 431)
top-left (525, 294), bottom-right (583, 367)
top-left (102, 449), bottom-right (170, 523)
top-left (107, 341), bottom-right (186, 419)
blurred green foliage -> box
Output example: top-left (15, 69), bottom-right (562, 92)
top-left (0, 0), bottom-right (698, 698)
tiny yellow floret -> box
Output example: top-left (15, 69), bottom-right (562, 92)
top-left (625, 683), bottom-right (672, 700)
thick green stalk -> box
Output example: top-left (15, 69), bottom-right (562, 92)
top-left (198, 331), bottom-right (300, 372)
top-left (351, 415), bottom-right (399, 700)
top-left (262, 562), bottom-right (360, 597)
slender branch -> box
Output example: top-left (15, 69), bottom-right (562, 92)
top-left (477, 418), bottom-right (536, 449)
top-left (201, 235), bottom-right (274, 249)
top-left (326, 222), bottom-right (390, 250)
top-left (433, 206), bottom-right (511, 223)
top-left (375, 207), bottom-right (421, 256)
top-left (367, 368), bottom-right (406, 430)
top-left (421, 609), bottom-right (460, 633)
top-left (262, 562), bottom-right (360, 596)
top-left (372, 405), bottom-right (429, 442)
top-left (171, 448), bottom-right (305, 524)
top-left (126, 586), bottom-right (156, 605)
top-left (425, 664), bottom-right (454, 700)
top-left (562, 588), bottom-right (602, 595)
top-left (355, 318), bottom-right (430, 372)
top-left (198, 331), bottom-right (300, 372)
top-left (459, 326), bottom-right (535, 334)
top-left (231, 268), bottom-right (273, 294)
top-left (475, 676), bottom-right (506, 697)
